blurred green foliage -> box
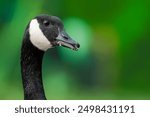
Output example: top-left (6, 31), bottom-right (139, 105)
top-left (0, 0), bottom-right (150, 99)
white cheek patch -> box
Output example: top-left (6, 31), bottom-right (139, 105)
top-left (29, 19), bottom-right (52, 51)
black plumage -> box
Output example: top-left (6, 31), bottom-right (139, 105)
top-left (21, 14), bottom-right (80, 100)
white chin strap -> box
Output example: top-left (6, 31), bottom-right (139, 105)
top-left (29, 19), bottom-right (52, 51)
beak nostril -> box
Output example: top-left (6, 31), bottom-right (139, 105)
top-left (64, 36), bottom-right (68, 40)
top-left (62, 35), bottom-right (69, 40)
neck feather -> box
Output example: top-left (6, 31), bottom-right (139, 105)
top-left (21, 32), bottom-right (46, 100)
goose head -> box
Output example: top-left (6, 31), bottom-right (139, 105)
top-left (28, 14), bottom-right (80, 51)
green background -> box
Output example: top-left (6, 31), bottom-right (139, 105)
top-left (0, 0), bottom-right (150, 99)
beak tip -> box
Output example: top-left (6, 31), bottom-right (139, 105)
top-left (76, 43), bottom-right (80, 48)
top-left (73, 43), bottom-right (80, 51)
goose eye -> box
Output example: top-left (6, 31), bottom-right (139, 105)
top-left (43, 20), bottom-right (50, 26)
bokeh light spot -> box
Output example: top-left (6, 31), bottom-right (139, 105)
top-left (59, 17), bottom-right (93, 63)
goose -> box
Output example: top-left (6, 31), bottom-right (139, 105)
top-left (21, 14), bottom-right (80, 100)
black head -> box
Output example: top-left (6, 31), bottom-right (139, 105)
top-left (28, 14), bottom-right (80, 51)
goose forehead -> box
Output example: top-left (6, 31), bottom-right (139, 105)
top-left (50, 16), bottom-right (63, 25)
top-left (29, 19), bottom-right (52, 51)
top-left (36, 16), bottom-right (64, 29)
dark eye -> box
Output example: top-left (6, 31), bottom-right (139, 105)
top-left (43, 20), bottom-right (50, 26)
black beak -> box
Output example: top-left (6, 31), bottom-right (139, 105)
top-left (56, 30), bottom-right (80, 51)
